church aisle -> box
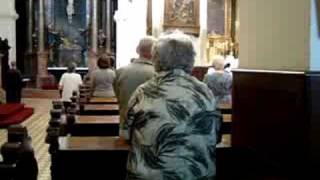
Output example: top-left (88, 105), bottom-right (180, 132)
top-left (0, 98), bottom-right (51, 180)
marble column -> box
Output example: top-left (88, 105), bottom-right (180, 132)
top-left (0, 53), bottom-right (3, 88)
top-left (38, 0), bottom-right (45, 52)
top-left (88, 0), bottom-right (98, 73)
top-left (24, 0), bottom-right (36, 78)
top-left (0, 53), bottom-right (5, 103)
top-left (105, 0), bottom-right (111, 52)
top-left (27, 0), bottom-right (33, 53)
top-left (37, 0), bottom-right (49, 88)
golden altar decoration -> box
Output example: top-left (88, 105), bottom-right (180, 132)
top-left (206, 0), bottom-right (238, 62)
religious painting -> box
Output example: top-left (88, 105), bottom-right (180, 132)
top-left (207, 0), bottom-right (232, 37)
top-left (163, 0), bottom-right (200, 35)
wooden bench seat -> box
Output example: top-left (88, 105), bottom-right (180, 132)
top-left (83, 104), bottom-right (119, 111)
top-left (60, 115), bottom-right (120, 136)
top-left (58, 136), bottom-right (129, 151)
top-left (51, 136), bottom-right (129, 180)
top-left (80, 104), bottom-right (119, 115)
top-left (52, 136), bottom-right (286, 180)
top-left (219, 103), bottom-right (232, 135)
top-left (217, 102), bottom-right (232, 114)
top-left (89, 97), bottom-right (118, 104)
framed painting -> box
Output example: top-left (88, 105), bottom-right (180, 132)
top-left (207, 0), bottom-right (232, 37)
top-left (163, 0), bottom-right (200, 35)
top-left (206, 0), bottom-right (236, 61)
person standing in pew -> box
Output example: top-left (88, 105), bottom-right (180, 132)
top-left (203, 55), bottom-right (233, 106)
top-left (125, 32), bottom-right (221, 180)
top-left (59, 62), bottom-right (83, 112)
top-left (113, 36), bottom-right (156, 136)
top-left (90, 54), bottom-right (115, 97)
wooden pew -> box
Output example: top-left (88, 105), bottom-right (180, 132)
top-left (0, 125), bottom-right (38, 180)
top-left (217, 102), bottom-right (232, 135)
top-left (50, 136), bottom-right (129, 180)
top-left (60, 115), bottom-right (120, 136)
top-left (78, 85), bottom-right (119, 112)
top-left (48, 100), bottom-right (120, 136)
top-left (79, 104), bottom-right (119, 115)
top-left (46, 104), bottom-right (123, 179)
top-left (49, 98), bottom-right (287, 179)
top-left (88, 97), bottom-right (118, 104)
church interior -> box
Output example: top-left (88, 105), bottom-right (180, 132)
top-left (0, 0), bottom-right (319, 179)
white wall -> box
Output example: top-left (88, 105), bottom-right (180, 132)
top-left (115, 0), bottom-right (148, 68)
top-left (310, 0), bottom-right (320, 71)
top-left (0, 0), bottom-right (18, 63)
top-left (115, 0), bottom-right (209, 68)
top-left (239, 0), bottom-right (311, 71)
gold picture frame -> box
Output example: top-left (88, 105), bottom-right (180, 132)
top-left (163, 0), bottom-right (200, 35)
top-left (207, 0), bottom-right (236, 61)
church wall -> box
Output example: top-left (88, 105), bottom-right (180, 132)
top-left (310, 0), bottom-right (320, 71)
top-left (115, 0), bottom-right (209, 68)
top-left (239, 0), bottom-right (310, 71)
top-left (115, 0), bottom-right (148, 68)
top-left (0, 0), bottom-right (18, 63)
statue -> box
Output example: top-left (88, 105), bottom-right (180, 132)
top-left (66, 0), bottom-right (75, 24)
top-left (98, 29), bottom-right (106, 48)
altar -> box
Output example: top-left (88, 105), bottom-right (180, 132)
top-left (42, 0), bottom-right (116, 69)
top-left (33, 0), bottom-right (117, 87)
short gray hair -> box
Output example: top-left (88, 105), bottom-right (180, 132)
top-left (136, 36), bottom-right (156, 57)
top-left (211, 55), bottom-right (225, 70)
top-left (152, 32), bottom-right (196, 73)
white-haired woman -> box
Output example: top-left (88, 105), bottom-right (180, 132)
top-left (125, 32), bottom-right (221, 180)
top-left (203, 55), bottom-right (233, 106)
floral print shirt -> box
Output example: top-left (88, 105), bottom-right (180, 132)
top-left (125, 69), bottom-right (221, 180)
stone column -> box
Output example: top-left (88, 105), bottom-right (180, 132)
top-left (88, 0), bottom-right (98, 73)
top-left (0, 53), bottom-right (3, 88)
top-left (0, 53), bottom-right (5, 103)
top-left (24, 0), bottom-right (35, 78)
top-left (0, 0), bottom-right (19, 63)
top-left (38, 0), bottom-right (45, 53)
top-left (105, 0), bottom-right (111, 52)
top-left (37, 0), bottom-right (49, 88)
top-left (27, 0), bottom-right (33, 53)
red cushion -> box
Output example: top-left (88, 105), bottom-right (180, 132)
top-left (0, 107), bottom-right (34, 127)
top-left (42, 84), bottom-right (58, 90)
top-left (0, 104), bottom-right (25, 118)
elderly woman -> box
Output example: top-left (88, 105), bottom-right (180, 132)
top-left (203, 55), bottom-right (233, 106)
top-left (91, 54), bottom-right (115, 97)
top-left (125, 32), bottom-right (221, 180)
top-left (59, 62), bottom-right (83, 110)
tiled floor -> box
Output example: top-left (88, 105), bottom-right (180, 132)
top-left (0, 98), bottom-right (231, 180)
